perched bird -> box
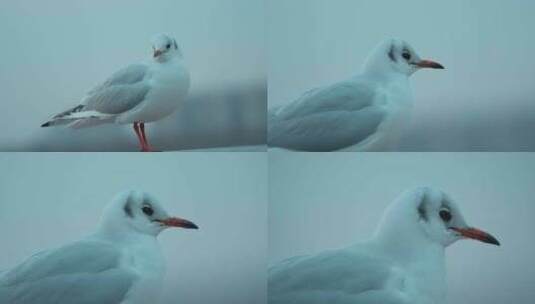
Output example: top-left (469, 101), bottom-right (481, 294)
top-left (269, 187), bottom-right (499, 304)
top-left (0, 190), bottom-right (198, 304)
top-left (268, 39), bottom-right (444, 151)
top-left (41, 34), bottom-right (191, 152)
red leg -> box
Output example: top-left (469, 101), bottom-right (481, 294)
top-left (133, 122), bottom-right (148, 152)
top-left (139, 122), bottom-right (155, 152)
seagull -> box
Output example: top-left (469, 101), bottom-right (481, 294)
top-left (268, 187), bottom-right (499, 304)
top-left (268, 38), bottom-right (444, 151)
top-left (41, 34), bottom-right (191, 152)
top-left (0, 190), bottom-right (198, 304)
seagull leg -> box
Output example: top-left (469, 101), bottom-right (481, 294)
top-left (133, 122), bottom-right (148, 152)
top-left (140, 123), bottom-right (158, 152)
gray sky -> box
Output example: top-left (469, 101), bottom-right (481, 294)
top-left (268, 0), bottom-right (535, 150)
top-left (0, 153), bottom-right (267, 304)
top-left (0, 0), bottom-right (265, 147)
top-left (269, 153), bottom-right (535, 303)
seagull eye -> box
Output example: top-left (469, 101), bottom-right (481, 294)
top-left (402, 51), bottom-right (411, 61)
top-left (142, 205), bottom-right (154, 216)
top-left (439, 209), bottom-right (452, 222)
top-left (166, 43), bottom-right (171, 49)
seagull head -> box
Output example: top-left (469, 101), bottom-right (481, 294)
top-left (99, 190), bottom-right (198, 237)
top-left (363, 39), bottom-right (444, 77)
top-left (151, 33), bottom-right (183, 63)
top-left (376, 187), bottom-right (499, 249)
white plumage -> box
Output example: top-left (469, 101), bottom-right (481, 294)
top-left (42, 34), bottom-right (190, 152)
top-left (269, 187), bottom-right (499, 304)
top-left (268, 38), bottom-right (444, 151)
top-left (0, 190), bottom-right (198, 304)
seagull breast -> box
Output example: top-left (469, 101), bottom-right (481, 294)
top-left (119, 60), bottom-right (190, 124)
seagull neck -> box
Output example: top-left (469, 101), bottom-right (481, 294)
top-left (91, 227), bottom-right (165, 278)
top-left (376, 233), bottom-right (444, 262)
top-left (373, 230), bottom-right (447, 301)
top-left (361, 69), bottom-right (408, 84)
top-left (95, 222), bottom-right (157, 244)
top-left (374, 223), bottom-right (445, 263)
top-left (155, 55), bottom-right (182, 66)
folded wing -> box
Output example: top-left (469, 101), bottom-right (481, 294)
top-left (42, 64), bottom-right (150, 128)
top-left (268, 81), bottom-right (386, 151)
top-left (0, 241), bottom-right (136, 304)
top-left (268, 248), bottom-right (407, 304)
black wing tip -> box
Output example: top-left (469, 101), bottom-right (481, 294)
top-left (41, 122), bottom-right (50, 127)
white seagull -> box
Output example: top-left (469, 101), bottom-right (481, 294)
top-left (0, 190), bottom-right (198, 304)
top-left (268, 39), bottom-right (444, 151)
top-left (41, 34), bottom-right (191, 152)
top-left (268, 187), bottom-right (499, 304)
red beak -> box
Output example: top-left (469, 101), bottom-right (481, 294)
top-left (156, 217), bottom-right (198, 229)
top-left (416, 59), bottom-right (444, 69)
top-left (451, 227), bottom-right (499, 246)
top-left (153, 49), bottom-right (163, 58)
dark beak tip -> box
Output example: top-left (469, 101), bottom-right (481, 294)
top-left (185, 222), bottom-right (199, 230)
top-left (453, 227), bottom-right (500, 246)
top-left (427, 62), bottom-right (445, 69)
top-left (487, 237), bottom-right (500, 246)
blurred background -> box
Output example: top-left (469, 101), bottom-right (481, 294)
top-left (0, 0), bottom-right (265, 151)
top-left (269, 153), bottom-right (535, 303)
top-left (268, 0), bottom-right (535, 151)
top-left (0, 153), bottom-right (267, 304)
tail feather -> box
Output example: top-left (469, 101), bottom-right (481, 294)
top-left (41, 119), bottom-right (71, 127)
top-left (41, 104), bottom-right (85, 127)
top-left (53, 104), bottom-right (85, 119)
top-left (41, 105), bottom-right (114, 128)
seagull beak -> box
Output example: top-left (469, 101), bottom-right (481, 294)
top-left (153, 49), bottom-right (163, 58)
top-left (451, 227), bottom-right (500, 246)
top-left (157, 217), bottom-right (198, 229)
top-left (415, 59), bottom-right (444, 69)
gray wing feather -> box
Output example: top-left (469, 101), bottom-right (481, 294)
top-left (268, 81), bottom-right (385, 151)
top-left (0, 241), bottom-right (136, 304)
top-left (82, 64), bottom-right (151, 114)
top-left (83, 83), bottom-right (150, 114)
top-left (274, 81), bottom-right (377, 120)
top-left (87, 64), bottom-right (148, 95)
top-left (268, 250), bottom-right (405, 304)
top-left (269, 107), bottom-right (385, 151)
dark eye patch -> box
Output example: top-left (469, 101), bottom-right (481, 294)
top-left (388, 44), bottom-right (396, 62)
top-left (417, 201), bottom-right (427, 221)
top-left (166, 43), bottom-right (171, 49)
top-left (124, 195), bottom-right (134, 218)
top-left (124, 203), bottom-right (133, 218)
